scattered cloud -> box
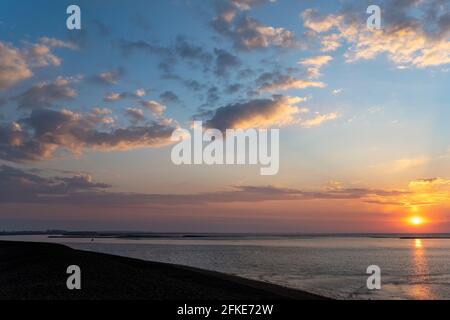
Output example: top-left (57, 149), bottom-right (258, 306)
top-left (0, 38), bottom-right (77, 90)
top-left (214, 48), bottom-right (241, 77)
top-left (332, 88), bottom-right (342, 95)
top-left (104, 89), bottom-right (146, 102)
top-left (298, 55), bottom-right (333, 78)
top-left (257, 72), bottom-right (326, 92)
top-left (139, 100), bottom-right (166, 115)
top-left (14, 76), bottom-right (79, 109)
top-left (300, 112), bottom-right (338, 128)
top-left (174, 36), bottom-right (213, 65)
top-left (301, 1), bottom-right (450, 68)
top-left (160, 91), bottom-right (181, 104)
top-left (202, 95), bottom-right (306, 131)
top-left (0, 42), bottom-right (33, 90)
top-left (91, 67), bottom-right (124, 85)
top-left (212, 0), bottom-right (295, 50)
top-left (125, 107), bottom-right (146, 124)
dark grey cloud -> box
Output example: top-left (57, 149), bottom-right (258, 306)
top-left (14, 77), bottom-right (78, 109)
top-left (160, 91), bottom-right (181, 104)
top-left (174, 36), bottom-right (213, 64)
top-left (0, 165), bottom-right (110, 203)
top-left (0, 108), bottom-right (176, 162)
top-left (211, 0), bottom-right (296, 51)
top-left (125, 108), bottom-right (145, 124)
top-left (0, 167), bottom-right (409, 206)
top-left (255, 70), bottom-right (325, 92)
top-left (214, 48), bottom-right (241, 77)
top-left (118, 39), bottom-right (171, 57)
top-left (225, 83), bottom-right (243, 94)
top-left (183, 79), bottom-right (204, 92)
top-left (200, 95), bottom-right (302, 131)
top-left (206, 86), bottom-right (220, 105)
top-left (118, 37), bottom-right (213, 72)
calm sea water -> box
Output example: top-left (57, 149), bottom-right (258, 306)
top-left (2, 234), bottom-right (450, 300)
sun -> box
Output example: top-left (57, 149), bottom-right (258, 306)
top-left (409, 216), bottom-right (424, 226)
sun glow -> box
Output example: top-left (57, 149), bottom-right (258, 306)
top-left (409, 216), bottom-right (424, 226)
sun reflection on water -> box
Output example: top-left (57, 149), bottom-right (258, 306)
top-left (410, 239), bottom-right (434, 299)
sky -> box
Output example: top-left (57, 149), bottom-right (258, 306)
top-left (0, 0), bottom-right (449, 232)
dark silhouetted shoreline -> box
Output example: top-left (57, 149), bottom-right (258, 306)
top-left (0, 241), bottom-right (327, 300)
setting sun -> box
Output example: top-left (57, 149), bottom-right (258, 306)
top-left (409, 216), bottom-right (424, 226)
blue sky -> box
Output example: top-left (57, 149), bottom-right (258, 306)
top-left (0, 0), bottom-right (449, 232)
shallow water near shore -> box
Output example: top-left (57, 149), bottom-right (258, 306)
top-left (2, 234), bottom-right (450, 300)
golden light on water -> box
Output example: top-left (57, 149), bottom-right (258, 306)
top-left (415, 239), bottom-right (422, 248)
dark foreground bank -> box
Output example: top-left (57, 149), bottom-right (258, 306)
top-left (0, 241), bottom-right (327, 300)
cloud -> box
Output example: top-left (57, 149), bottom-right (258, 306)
top-left (14, 76), bottom-right (78, 109)
top-left (300, 112), bottom-right (338, 128)
top-left (409, 178), bottom-right (450, 193)
top-left (23, 44), bottom-right (61, 68)
top-left (183, 79), bottom-right (204, 92)
top-left (38, 37), bottom-right (78, 50)
top-left (92, 67), bottom-right (124, 85)
top-left (0, 165), bottom-right (110, 203)
top-left (301, 9), bottom-right (341, 33)
top-left (257, 72), bottom-right (326, 92)
top-left (21, 37), bottom-right (78, 68)
top-left (125, 108), bottom-right (145, 123)
top-left (368, 177), bottom-right (450, 208)
top-left (372, 155), bottom-right (430, 173)
top-left (0, 168), bottom-right (418, 207)
top-left (118, 39), bottom-right (170, 57)
top-left (118, 37), bottom-right (213, 71)
top-left (225, 83), bottom-right (243, 94)
top-left (0, 108), bottom-right (177, 162)
top-left (1, 164), bottom-right (445, 210)
top-left (139, 100), bottom-right (166, 115)
top-left (160, 91), bottom-right (181, 104)
top-left (103, 89), bottom-right (146, 102)
top-left (301, 1), bottom-right (450, 68)
top-left (174, 36), bottom-right (213, 64)
top-left (298, 55), bottom-right (333, 78)
top-left (214, 15), bottom-right (296, 50)
top-left (0, 42), bottom-right (33, 90)
top-left (401, 178), bottom-right (450, 207)
top-left (214, 48), bottom-right (241, 77)
top-left (212, 1), bottom-right (295, 50)
top-left (202, 95), bottom-right (306, 131)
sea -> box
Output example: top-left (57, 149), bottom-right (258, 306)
top-left (1, 234), bottom-right (450, 300)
